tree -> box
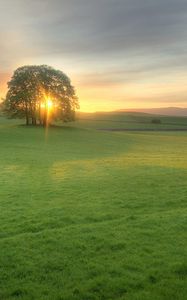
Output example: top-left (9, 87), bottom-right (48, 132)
top-left (3, 65), bottom-right (79, 126)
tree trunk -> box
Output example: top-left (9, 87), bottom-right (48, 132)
top-left (25, 103), bottom-right (29, 125)
top-left (26, 115), bottom-right (29, 125)
top-left (43, 115), bottom-right (47, 127)
top-left (32, 117), bottom-right (36, 125)
top-left (39, 103), bottom-right (42, 125)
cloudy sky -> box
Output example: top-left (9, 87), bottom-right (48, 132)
top-left (0, 0), bottom-right (187, 111)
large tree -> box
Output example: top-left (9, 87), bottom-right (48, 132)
top-left (3, 65), bottom-right (79, 126)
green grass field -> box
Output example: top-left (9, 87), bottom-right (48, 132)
top-left (0, 113), bottom-right (187, 300)
top-left (72, 111), bottom-right (187, 130)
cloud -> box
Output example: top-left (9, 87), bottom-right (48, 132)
top-left (1, 0), bottom-right (187, 59)
top-left (0, 0), bottom-right (187, 108)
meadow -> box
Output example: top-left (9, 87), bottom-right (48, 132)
top-left (0, 113), bottom-right (187, 300)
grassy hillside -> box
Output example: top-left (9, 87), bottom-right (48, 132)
top-left (71, 111), bottom-right (187, 130)
top-left (0, 116), bottom-right (187, 299)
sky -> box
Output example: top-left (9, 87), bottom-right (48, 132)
top-left (0, 0), bottom-right (187, 112)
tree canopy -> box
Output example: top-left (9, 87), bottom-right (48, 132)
top-left (3, 65), bottom-right (79, 126)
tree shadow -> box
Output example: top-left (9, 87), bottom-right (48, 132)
top-left (18, 123), bottom-right (86, 132)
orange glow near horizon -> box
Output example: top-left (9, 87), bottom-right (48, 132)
top-left (1, 71), bottom-right (187, 113)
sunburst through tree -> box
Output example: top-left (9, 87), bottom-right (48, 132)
top-left (3, 65), bottom-right (79, 126)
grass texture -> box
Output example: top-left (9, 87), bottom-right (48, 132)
top-left (0, 114), bottom-right (187, 299)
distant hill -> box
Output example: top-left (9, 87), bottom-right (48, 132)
top-left (74, 109), bottom-right (187, 131)
top-left (120, 107), bottom-right (187, 116)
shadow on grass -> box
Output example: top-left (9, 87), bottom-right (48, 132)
top-left (18, 123), bottom-right (87, 132)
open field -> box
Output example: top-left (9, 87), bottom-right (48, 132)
top-left (0, 114), bottom-right (187, 300)
top-left (72, 111), bottom-right (187, 130)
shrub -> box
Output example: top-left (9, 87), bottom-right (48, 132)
top-left (151, 118), bottom-right (161, 124)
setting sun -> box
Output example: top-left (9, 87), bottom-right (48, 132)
top-left (40, 98), bottom-right (54, 110)
top-left (47, 99), bottom-right (53, 110)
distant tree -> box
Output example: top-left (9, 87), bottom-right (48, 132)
top-left (3, 65), bottom-right (79, 126)
top-left (151, 118), bottom-right (161, 124)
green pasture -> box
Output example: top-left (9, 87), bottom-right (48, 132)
top-left (0, 114), bottom-right (187, 299)
top-left (72, 111), bottom-right (187, 130)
